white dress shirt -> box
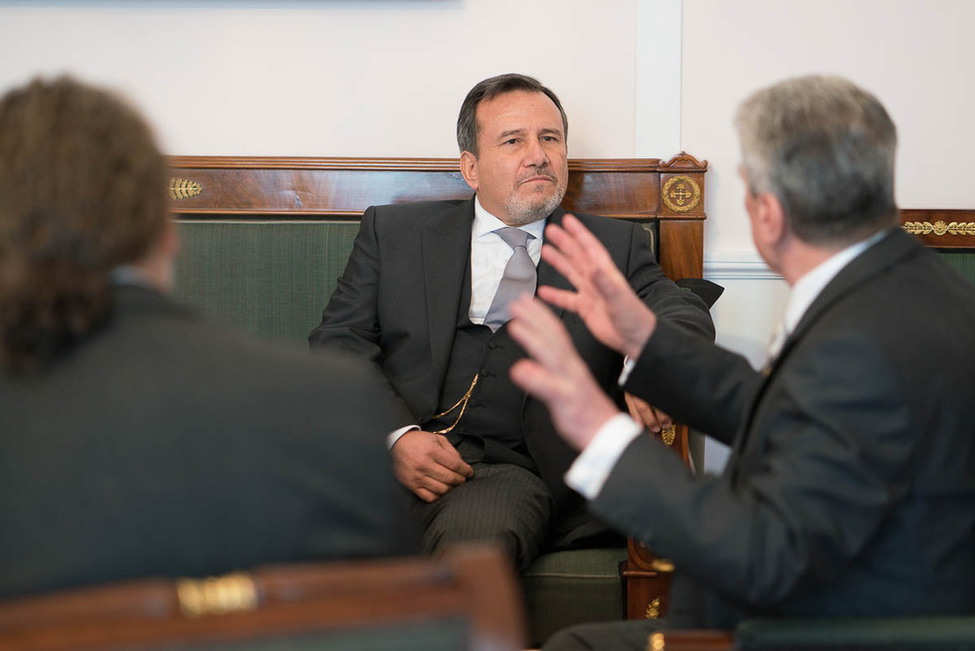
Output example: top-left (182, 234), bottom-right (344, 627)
top-left (566, 228), bottom-right (891, 499)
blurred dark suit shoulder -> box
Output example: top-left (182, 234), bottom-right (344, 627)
top-left (0, 284), bottom-right (415, 598)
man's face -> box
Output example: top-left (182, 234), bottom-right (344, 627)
top-left (460, 90), bottom-right (568, 226)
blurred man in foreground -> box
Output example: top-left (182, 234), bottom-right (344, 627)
top-left (508, 75), bottom-right (975, 649)
top-left (0, 77), bottom-right (414, 598)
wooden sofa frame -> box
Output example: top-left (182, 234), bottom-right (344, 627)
top-left (166, 152), bottom-right (711, 638)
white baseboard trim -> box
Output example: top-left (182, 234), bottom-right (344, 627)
top-left (704, 251), bottom-right (782, 281)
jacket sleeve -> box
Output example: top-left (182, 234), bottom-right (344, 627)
top-left (598, 326), bottom-right (914, 609)
top-left (309, 205), bottom-right (384, 361)
top-left (308, 206), bottom-right (416, 424)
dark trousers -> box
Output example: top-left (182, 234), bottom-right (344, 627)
top-left (410, 436), bottom-right (553, 571)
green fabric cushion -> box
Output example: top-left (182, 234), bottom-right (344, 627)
top-left (937, 250), bottom-right (975, 286)
top-left (737, 616), bottom-right (975, 650)
top-left (521, 548), bottom-right (627, 646)
top-left (174, 221), bottom-right (359, 346)
top-left (156, 618), bottom-right (467, 650)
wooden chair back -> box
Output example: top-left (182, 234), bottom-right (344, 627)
top-left (0, 545), bottom-right (526, 651)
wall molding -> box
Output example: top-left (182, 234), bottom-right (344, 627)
top-left (704, 251), bottom-right (780, 281)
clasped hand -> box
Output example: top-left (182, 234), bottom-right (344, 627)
top-left (391, 430), bottom-right (473, 503)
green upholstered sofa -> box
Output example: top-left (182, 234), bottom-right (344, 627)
top-left (168, 154), bottom-right (711, 646)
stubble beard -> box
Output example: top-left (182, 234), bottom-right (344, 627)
top-left (504, 174), bottom-right (568, 226)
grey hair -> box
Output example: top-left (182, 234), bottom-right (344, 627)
top-left (456, 73), bottom-right (568, 157)
top-left (735, 75), bottom-right (898, 245)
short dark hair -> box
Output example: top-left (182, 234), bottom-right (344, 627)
top-left (456, 73), bottom-right (568, 157)
top-left (735, 75), bottom-right (898, 246)
top-left (0, 76), bottom-right (168, 372)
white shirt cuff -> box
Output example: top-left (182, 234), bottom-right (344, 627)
top-left (618, 355), bottom-right (637, 386)
top-left (387, 425), bottom-right (419, 449)
top-left (565, 413), bottom-right (642, 500)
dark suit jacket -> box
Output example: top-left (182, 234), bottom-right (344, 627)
top-left (0, 285), bottom-right (415, 599)
top-left (591, 228), bottom-right (975, 624)
top-left (309, 198), bottom-right (715, 531)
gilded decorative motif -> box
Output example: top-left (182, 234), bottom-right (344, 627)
top-left (177, 571), bottom-right (258, 617)
top-left (169, 177), bottom-right (204, 201)
top-left (661, 175), bottom-right (701, 213)
top-left (660, 425), bottom-right (677, 447)
top-left (649, 632), bottom-right (666, 651)
top-left (645, 597), bottom-right (662, 619)
top-left (650, 558), bottom-right (675, 573)
top-left (903, 221), bottom-right (975, 237)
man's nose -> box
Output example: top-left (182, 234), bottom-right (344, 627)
top-left (524, 137), bottom-right (549, 167)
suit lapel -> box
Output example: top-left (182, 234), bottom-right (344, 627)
top-left (421, 198), bottom-right (475, 382)
top-left (730, 228), bottom-right (917, 468)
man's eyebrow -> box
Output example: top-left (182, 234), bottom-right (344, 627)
top-left (539, 127), bottom-right (563, 138)
top-left (497, 128), bottom-right (527, 140)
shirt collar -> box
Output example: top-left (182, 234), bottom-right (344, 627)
top-left (782, 228), bottom-right (889, 335)
top-left (472, 195), bottom-right (546, 241)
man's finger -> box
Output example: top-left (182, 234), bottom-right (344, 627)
top-left (625, 393), bottom-right (662, 432)
top-left (414, 486), bottom-right (440, 503)
top-left (509, 297), bottom-right (572, 370)
top-left (426, 462), bottom-right (470, 487)
top-left (418, 475), bottom-right (455, 498)
top-left (510, 358), bottom-right (563, 405)
top-left (430, 435), bottom-right (474, 478)
top-left (536, 285), bottom-right (580, 313)
top-left (562, 213), bottom-right (620, 270)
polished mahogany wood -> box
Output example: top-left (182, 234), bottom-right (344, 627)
top-left (167, 153), bottom-right (708, 282)
top-left (649, 630), bottom-right (735, 651)
top-left (901, 209), bottom-right (975, 248)
top-left (0, 546), bottom-right (525, 651)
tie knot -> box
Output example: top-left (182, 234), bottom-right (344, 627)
top-left (496, 227), bottom-right (531, 250)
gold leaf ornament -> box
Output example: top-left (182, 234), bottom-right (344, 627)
top-left (169, 177), bottom-right (204, 201)
top-left (903, 221), bottom-right (975, 237)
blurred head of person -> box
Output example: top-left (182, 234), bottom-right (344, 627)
top-left (734, 74), bottom-right (898, 271)
top-left (0, 76), bottom-right (173, 373)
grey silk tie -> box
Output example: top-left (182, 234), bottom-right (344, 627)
top-left (484, 227), bottom-right (536, 332)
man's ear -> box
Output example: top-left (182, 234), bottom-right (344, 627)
top-left (753, 191), bottom-right (787, 247)
top-left (459, 150), bottom-right (479, 191)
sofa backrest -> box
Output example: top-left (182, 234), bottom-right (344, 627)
top-left (167, 155), bottom-right (709, 346)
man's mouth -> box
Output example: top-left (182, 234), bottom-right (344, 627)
top-left (519, 174), bottom-right (556, 186)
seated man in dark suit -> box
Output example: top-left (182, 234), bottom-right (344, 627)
top-left (507, 74), bottom-right (975, 649)
top-left (309, 73), bottom-right (715, 570)
top-left (0, 76), bottom-right (415, 599)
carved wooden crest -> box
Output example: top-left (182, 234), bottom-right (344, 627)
top-left (662, 175), bottom-right (701, 213)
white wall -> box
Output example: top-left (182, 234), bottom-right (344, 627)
top-left (0, 0), bottom-right (669, 158)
